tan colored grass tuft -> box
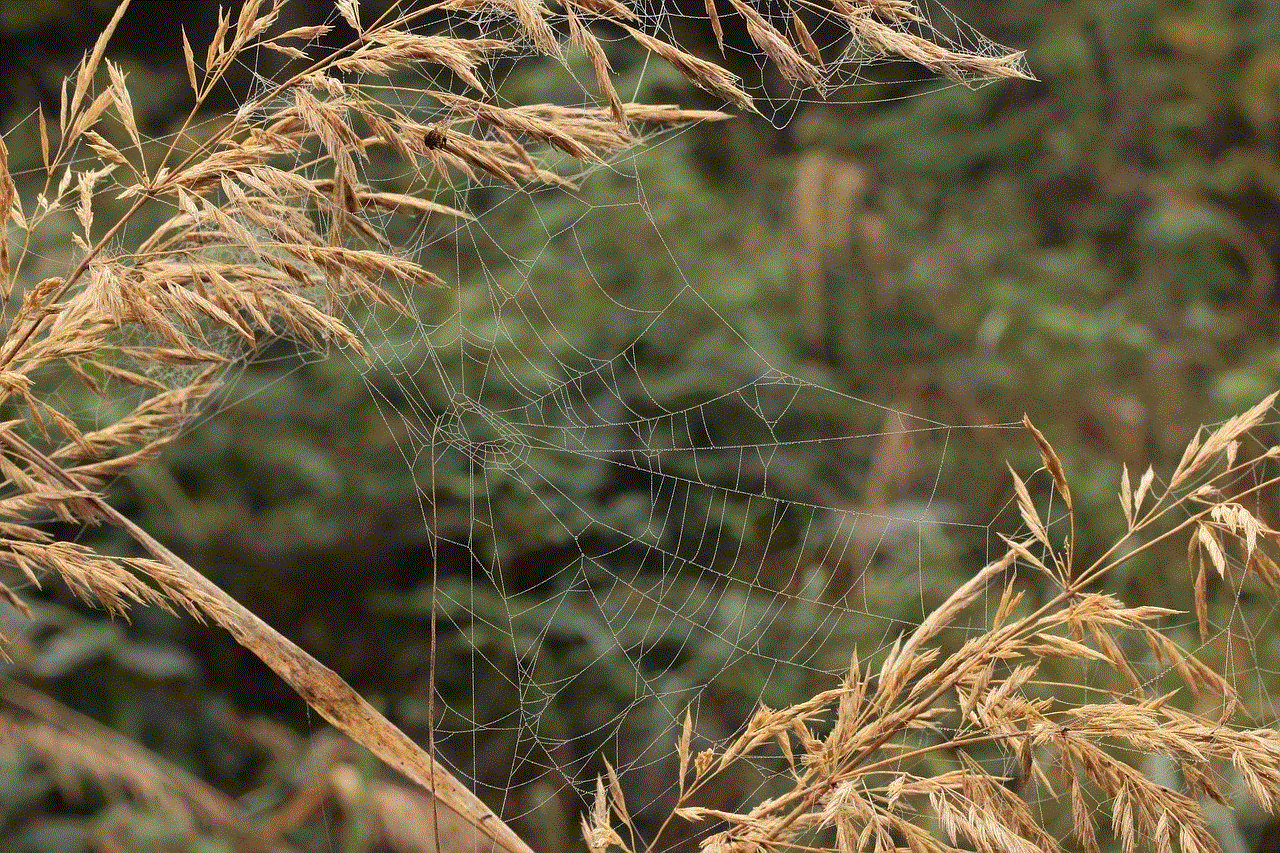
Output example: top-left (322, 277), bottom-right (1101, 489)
top-left (587, 402), bottom-right (1280, 853)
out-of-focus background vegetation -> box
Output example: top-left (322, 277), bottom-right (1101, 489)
top-left (2, 1), bottom-right (1280, 851)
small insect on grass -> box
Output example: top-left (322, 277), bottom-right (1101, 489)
top-left (424, 125), bottom-right (448, 150)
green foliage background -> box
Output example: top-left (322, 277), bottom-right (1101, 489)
top-left (2, 1), bottom-right (1280, 851)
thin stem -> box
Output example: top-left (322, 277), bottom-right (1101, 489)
top-left (429, 420), bottom-right (443, 853)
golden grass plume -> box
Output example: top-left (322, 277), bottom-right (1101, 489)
top-left (586, 394), bottom-right (1280, 853)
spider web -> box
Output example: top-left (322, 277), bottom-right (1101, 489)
top-left (355, 224), bottom-right (1011, 842)
top-left (15, 0), bottom-right (1280, 849)
top-left (195, 2), bottom-right (1279, 848)
top-left (244, 0), bottom-right (1037, 841)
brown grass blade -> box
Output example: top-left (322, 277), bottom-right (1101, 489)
top-left (705, 0), bottom-right (725, 53)
top-left (0, 427), bottom-right (534, 853)
top-left (790, 10), bottom-right (823, 66)
top-left (566, 6), bottom-right (625, 123)
top-left (0, 137), bottom-right (11, 300)
top-left (70, 0), bottom-right (131, 122)
top-left (181, 27), bottom-right (199, 93)
top-left (677, 708), bottom-right (693, 791)
top-left (1023, 415), bottom-right (1071, 513)
top-left (1007, 462), bottom-right (1049, 551)
top-left (1134, 465), bottom-right (1155, 515)
top-left (36, 107), bottom-right (50, 173)
top-left (1119, 464), bottom-right (1133, 528)
top-left (620, 25), bottom-right (754, 112)
top-left (337, 0), bottom-right (361, 32)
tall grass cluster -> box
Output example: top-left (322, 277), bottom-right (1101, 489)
top-left (3, 2), bottom-right (1279, 853)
